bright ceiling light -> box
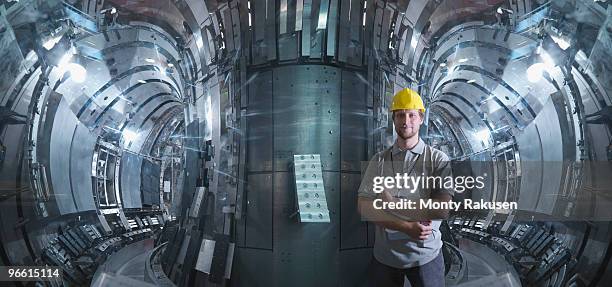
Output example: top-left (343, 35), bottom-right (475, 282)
top-left (66, 63), bottom-right (87, 83)
top-left (458, 58), bottom-right (468, 63)
top-left (539, 50), bottom-right (555, 68)
top-left (196, 35), bottom-right (204, 49)
top-left (58, 52), bottom-right (74, 68)
top-left (475, 129), bottom-right (490, 143)
top-left (410, 36), bottom-right (418, 48)
top-left (145, 58), bottom-right (155, 63)
top-left (122, 129), bottom-right (138, 144)
top-left (526, 62), bottom-right (546, 83)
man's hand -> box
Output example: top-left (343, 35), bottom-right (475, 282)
top-left (400, 221), bottom-right (432, 240)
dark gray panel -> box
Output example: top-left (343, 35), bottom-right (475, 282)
top-left (247, 70), bottom-right (273, 172)
top-left (265, 0), bottom-right (277, 61)
top-left (340, 173), bottom-right (368, 249)
top-left (272, 171), bottom-right (340, 286)
top-left (347, 0), bottom-right (363, 66)
top-left (222, 8), bottom-right (235, 53)
top-left (273, 65), bottom-right (341, 172)
top-left (340, 70), bottom-right (368, 172)
top-left (243, 173), bottom-right (273, 249)
top-left (337, 0), bottom-right (352, 63)
top-left (339, 248), bottom-right (371, 287)
top-left (278, 34), bottom-right (298, 61)
top-left (141, 158), bottom-right (161, 206)
top-left (0, 12), bottom-right (24, 94)
top-left (230, 248), bottom-right (273, 287)
top-left (252, 0), bottom-right (268, 65)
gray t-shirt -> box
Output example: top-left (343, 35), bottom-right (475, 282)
top-left (358, 139), bottom-right (453, 268)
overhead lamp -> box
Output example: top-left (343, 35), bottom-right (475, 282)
top-left (526, 62), bottom-right (546, 83)
top-left (526, 46), bottom-right (556, 83)
top-left (57, 52), bottom-right (74, 68)
top-left (475, 128), bottom-right (490, 143)
top-left (122, 129), bottom-right (138, 144)
top-left (410, 36), bottom-right (418, 48)
top-left (145, 58), bottom-right (156, 63)
top-left (56, 48), bottom-right (88, 83)
top-left (539, 49), bottom-right (555, 69)
top-left (66, 63), bottom-right (87, 83)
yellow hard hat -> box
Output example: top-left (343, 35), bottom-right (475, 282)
top-left (391, 88), bottom-right (425, 112)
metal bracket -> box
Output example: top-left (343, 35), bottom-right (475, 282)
top-left (293, 154), bottom-right (330, 223)
top-left (195, 235), bottom-right (235, 282)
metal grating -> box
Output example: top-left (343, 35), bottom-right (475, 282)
top-left (293, 154), bottom-right (330, 223)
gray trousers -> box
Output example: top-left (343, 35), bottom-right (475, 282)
top-left (366, 251), bottom-right (445, 287)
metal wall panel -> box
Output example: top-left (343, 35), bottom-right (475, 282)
top-left (348, 0), bottom-right (363, 66)
top-left (278, 34), bottom-right (299, 61)
top-left (141, 158), bottom-right (161, 206)
top-left (379, 5), bottom-right (393, 52)
top-left (280, 0), bottom-right (289, 34)
top-left (372, 2), bottom-right (384, 52)
top-left (340, 70), bottom-right (368, 171)
top-left (338, 249), bottom-right (371, 286)
top-left (222, 8), bottom-right (235, 53)
top-left (230, 1), bottom-right (242, 50)
top-left (309, 0), bottom-right (323, 58)
top-left (265, 0), bottom-right (277, 61)
top-left (120, 152), bottom-right (143, 208)
top-left (241, 174), bottom-right (273, 249)
top-left (273, 65), bottom-right (341, 172)
top-left (326, 0), bottom-right (339, 57)
top-left (340, 173), bottom-right (367, 249)
top-left (251, 0), bottom-right (266, 65)
top-left (272, 171), bottom-right (340, 286)
top-left (515, 95), bottom-right (563, 215)
top-left (230, 248), bottom-right (274, 287)
top-left (302, 0), bottom-right (312, 57)
top-left (337, 0), bottom-right (352, 62)
top-left (533, 103), bottom-right (563, 214)
top-left (247, 70), bottom-right (273, 172)
top-left (70, 124), bottom-right (97, 211)
top-left (237, 64), bottom-right (370, 285)
top-left (50, 99), bottom-right (78, 214)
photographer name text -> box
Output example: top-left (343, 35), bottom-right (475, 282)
top-left (372, 198), bottom-right (518, 211)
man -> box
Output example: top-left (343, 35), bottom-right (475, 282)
top-left (358, 88), bottom-right (453, 287)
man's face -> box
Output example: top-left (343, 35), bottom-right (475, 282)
top-left (393, 109), bottom-right (423, 140)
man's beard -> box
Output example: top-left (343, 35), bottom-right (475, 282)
top-left (396, 126), bottom-right (419, 140)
